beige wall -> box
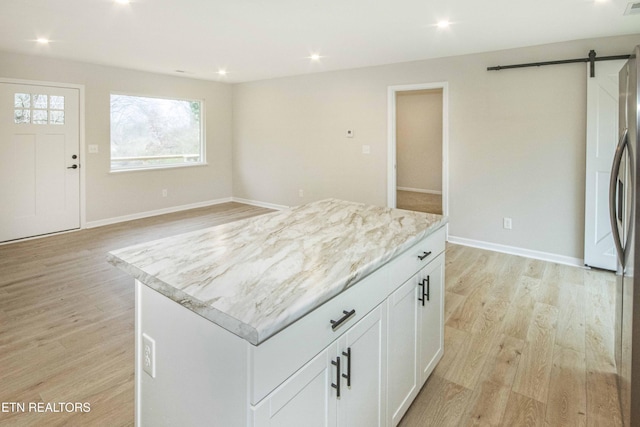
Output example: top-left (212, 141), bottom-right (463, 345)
top-left (3, 34), bottom-right (640, 260)
top-left (233, 34), bottom-right (640, 259)
top-left (0, 51), bottom-right (233, 223)
top-left (396, 89), bottom-right (443, 192)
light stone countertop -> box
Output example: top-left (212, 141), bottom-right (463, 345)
top-left (107, 199), bottom-right (447, 345)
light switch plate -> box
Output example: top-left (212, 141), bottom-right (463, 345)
top-left (88, 144), bottom-right (99, 154)
top-left (362, 145), bottom-right (371, 154)
top-left (142, 333), bottom-right (156, 378)
top-left (503, 217), bottom-right (513, 230)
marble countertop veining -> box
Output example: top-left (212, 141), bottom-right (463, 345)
top-left (107, 199), bottom-right (447, 345)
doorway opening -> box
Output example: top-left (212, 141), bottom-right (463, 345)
top-left (387, 82), bottom-right (448, 217)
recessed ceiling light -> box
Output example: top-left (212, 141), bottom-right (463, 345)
top-left (309, 53), bottom-right (322, 61)
top-left (217, 69), bottom-right (227, 76)
top-left (436, 20), bottom-right (451, 29)
top-left (36, 38), bottom-right (50, 44)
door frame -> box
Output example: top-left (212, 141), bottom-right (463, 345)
top-left (387, 82), bottom-right (449, 218)
top-left (0, 77), bottom-right (86, 231)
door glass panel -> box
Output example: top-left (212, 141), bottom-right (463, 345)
top-left (33, 94), bottom-right (47, 109)
top-left (50, 111), bottom-right (64, 125)
top-left (13, 93), bottom-right (66, 125)
top-left (13, 93), bottom-right (64, 125)
top-left (14, 93), bottom-right (30, 108)
top-left (14, 110), bottom-right (31, 124)
top-left (32, 110), bottom-right (48, 124)
top-left (49, 96), bottom-right (64, 110)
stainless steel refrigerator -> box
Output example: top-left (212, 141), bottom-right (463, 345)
top-left (610, 44), bottom-right (640, 426)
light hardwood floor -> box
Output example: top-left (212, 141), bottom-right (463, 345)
top-left (397, 190), bottom-right (442, 215)
top-left (0, 203), bottom-right (622, 426)
top-left (0, 202), bottom-right (272, 426)
top-left (399, 244), bottom-right (622, 427)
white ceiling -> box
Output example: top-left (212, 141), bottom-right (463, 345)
top-left (1, 0), bottom-right (638, 83)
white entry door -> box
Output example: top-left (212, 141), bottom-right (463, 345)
top-left (584, 60), bottom-right (626, 270)
top-left (0, 83), bottom-right (80, 242)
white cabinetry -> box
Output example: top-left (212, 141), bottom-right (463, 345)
top-left (387, 277), bottom-right (420, 426)
top-left (253, 304), bottom-right (387, 427)
top-left (418, 254), bottom-right (444, 385)
top-left (337, 303), bottom-right (387, 427)
top-left (387, 253), bottom-right (444, 426)
top-left (252, 344), bottom-right (338, 427)
top-left (135, 226), bottom-right (446, 427)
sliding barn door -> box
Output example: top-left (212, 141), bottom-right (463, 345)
top-left (584, 60), bottom-right (626, 270)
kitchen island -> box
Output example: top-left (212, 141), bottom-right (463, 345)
top-left (108, 199), bottom-right (447, 426)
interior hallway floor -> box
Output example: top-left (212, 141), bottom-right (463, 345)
top-left (0, 203), bottom-right (621, 426)
top-left (397, 190), bottom-right (443, 215)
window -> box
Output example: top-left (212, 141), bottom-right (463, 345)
top-left (14, 93), bottom-right (65, 125)
top-left (110, 94), bottom-right (204, 171)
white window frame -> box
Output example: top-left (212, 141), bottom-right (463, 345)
top-left (109, 92), bottom-right (206, 173)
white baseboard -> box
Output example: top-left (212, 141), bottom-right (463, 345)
top-left (397, 187), bottom-right (442, 195)
top-left (85, 197), bottom-right (288, 230)
top-left (231, 197), bottom-right (289, 211)
top-left (447, 235), bottom-right (584, 268)
top-left (85, 197), bottom-right (234, 229)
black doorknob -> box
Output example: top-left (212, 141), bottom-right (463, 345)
top-left (72, 154), bottom-right (77, 159)
top-left (67, 164), bottom-right (78, 169)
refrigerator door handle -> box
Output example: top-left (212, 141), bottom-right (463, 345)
top-left (609, 127), bottom-right (629, 266)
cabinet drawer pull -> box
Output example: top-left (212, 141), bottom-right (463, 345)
top-left (418, 276), bottom-right (430, 306)
top-left (330, 309), bottom-right (356, 331)
top-left (331, 356), bottom-right (341, 398)
top-left (342, 347), bottom-right (351, 387)
top-left (418, 251), bottom-right (432, 261)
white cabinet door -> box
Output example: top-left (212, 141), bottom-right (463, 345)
top-left (337, 303), bottom-right (387, 427)
top-left (387, 276), bottom-right (420, 426)
top-left (253, 252), bottom-right (445, 427)
top-left (417, 253), bottom-right (444, 385)
top-left (252, 344), bottom-right (338, 427)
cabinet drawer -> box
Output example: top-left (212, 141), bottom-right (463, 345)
top-left (249, 265), bottom-right (391, 405)
top-left (389, 226), bottom-right (446, 286)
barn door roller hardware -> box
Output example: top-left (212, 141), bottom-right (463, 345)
top-left (487, 50), bottom-right (630, 77)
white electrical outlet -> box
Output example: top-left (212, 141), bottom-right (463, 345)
top-left (298, 189), bottom-right (304, 197)
top-left (503, 217), bottom-right (513, 230)
top-left (162, 189), bottom-right (168, 197)
top-left (142, 333), bottom-right (156, 378)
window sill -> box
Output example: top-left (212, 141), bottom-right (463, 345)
top-left (109, 162), bottom-right (208, 174)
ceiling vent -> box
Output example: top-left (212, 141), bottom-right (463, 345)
top-left (624, 1), bottom-right (640, 15)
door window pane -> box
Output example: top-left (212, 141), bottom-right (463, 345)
top-left (14, 110), bottom-right (31, 124)
top-left (14, 93), bottom-right (30, 108)
top-left (13, 93), bottom-right (66, 125)
top-left (50, 111), bottom-right (65, 125)
top-left (33, 94), bottom-right (47, 109)
top-left (50, 96), bottom-right (64, 110)
top-left (32, 110), bottom-right (48, 124)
